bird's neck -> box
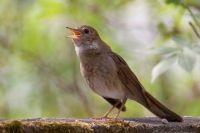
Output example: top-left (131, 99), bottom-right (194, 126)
top-left (75, 40), bottom-right (111, 66)
top-left (75, 39), bottom-right (110, 57)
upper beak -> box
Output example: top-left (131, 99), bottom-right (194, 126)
top-left (66, 27), bottom-right (81, 39)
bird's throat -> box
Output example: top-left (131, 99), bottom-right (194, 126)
top-left (74, 42), bottom-right (101, 57)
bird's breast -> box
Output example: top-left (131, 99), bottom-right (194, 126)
top-left (80, 54), bottom-right (126, 99)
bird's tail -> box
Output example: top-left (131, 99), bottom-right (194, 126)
top-left (140, 91), bottom-right (183, 122)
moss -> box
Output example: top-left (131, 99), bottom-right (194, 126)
top-left (0, 117), bottom-right (199, 133)
top-left (191, 123), bottom-right (200, 129)
top-left (90, 119), bottom-right (138, 133)
top-left (23, 120), bottom-right (93, 133)
top-left (1, 120), bottom-right (23, 133)
top-left (37, 122), bottom-right (92, 133)
top-left (0, 119), bottom-right (137, 133)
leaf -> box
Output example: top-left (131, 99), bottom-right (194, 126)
top-left (172, 35), bottom-right (191, 48)
top-left (165, 0), bottom-right (183, 5)
top-left (150, 46), bottom-right (179, 55)
top-left (193, 45), bottom-right (200, 55)
top-left (38, 1), bottom-right (66, 19)
top-left (178, 50), bottom-right (196, 72)
top-left (151, 56), bottom-right (177, 82)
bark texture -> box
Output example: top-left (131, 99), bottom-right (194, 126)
top-left (0, 117), bottom-right (200, 133)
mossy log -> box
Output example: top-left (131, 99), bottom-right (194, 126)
top-left (0, 117), bottom-right (200, 133)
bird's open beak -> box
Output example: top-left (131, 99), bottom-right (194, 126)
top-left (66, 27), bottom-right (81, 39)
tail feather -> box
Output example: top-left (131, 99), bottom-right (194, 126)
top-left (142, 91), bottom-right (183, 122)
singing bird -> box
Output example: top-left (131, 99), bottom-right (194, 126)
top-left (66, 25), bottom-right (183, 122)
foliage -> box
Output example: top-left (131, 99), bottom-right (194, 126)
top-left (0, 0), bottom-right (200, 119)
top-left (151, 0), bottom-right (200, 81)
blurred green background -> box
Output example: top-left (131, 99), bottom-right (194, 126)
top-left (0, 0), bottom-right (200, 119)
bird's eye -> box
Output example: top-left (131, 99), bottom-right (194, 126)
top-left (83, 28), bottom-right (89, 34)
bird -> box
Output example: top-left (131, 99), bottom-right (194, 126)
top-left (66, 25), bottom-right (183, 122)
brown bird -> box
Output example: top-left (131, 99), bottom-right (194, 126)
top-left (66, 25), bottom-right (183, 122)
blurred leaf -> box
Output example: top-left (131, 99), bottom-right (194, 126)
top-left (193, 44), bottom-right (200, 55)
top-left (150, 46), bottom-right (179, 55)
top-left (172, 35), bottom-right (191, 48)
top-left (1, 0), bottom-right (200, 118)
top-left (151, 56), bottom-right (177, 82)
top-left (184, 99), bottom-right (200, 116)
top-left (165, 0), bottom-right (183, 5)
top-left (178, 50), bottom-right (196, 72)
top-left (38, 0), bottom-right (66, 18)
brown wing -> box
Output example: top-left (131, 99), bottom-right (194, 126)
top-left (109, 52), bottom-right (149, 106)
top-left (109, 52), bottom-right (183, 122)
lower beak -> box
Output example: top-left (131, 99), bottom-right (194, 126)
top-left (66, 27), bottom-right (81, 39)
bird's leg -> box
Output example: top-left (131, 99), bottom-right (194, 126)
top-left (103, 103), bottom-right (119, 118)
top-left (91, 101), bottom-right (120, 120)
top-left (115, 97), bottom-right (127, 120)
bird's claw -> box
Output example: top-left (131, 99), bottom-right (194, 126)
top-left (91, 116), bottom-right (113, 120)
top-left (90, 116), bottom-right (124, 122)
top-left (114, 117), bottom-right (124, 122)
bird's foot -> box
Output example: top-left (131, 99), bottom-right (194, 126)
top-left (90, 116), bottom-right (124, 122)
top-left (114, 117), bottom-right (124, 122)
top-left (91, 116), bottom-right (113, 120)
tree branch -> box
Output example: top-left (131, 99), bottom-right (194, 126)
top-left (189, 21), bottom-right (200, 39)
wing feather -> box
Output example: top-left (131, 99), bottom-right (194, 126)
top-left (109, 52), bottom-right (149, 106)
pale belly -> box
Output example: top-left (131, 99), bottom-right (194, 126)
top-left (87, 73), bottom-right (126, 99)
top-left (80, 55), bottom-right (126, 99)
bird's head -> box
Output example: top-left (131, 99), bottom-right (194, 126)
top-left (66, 25), bottom-right (108, 56)
top-left (66, 25), bottom-right (100, 46)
